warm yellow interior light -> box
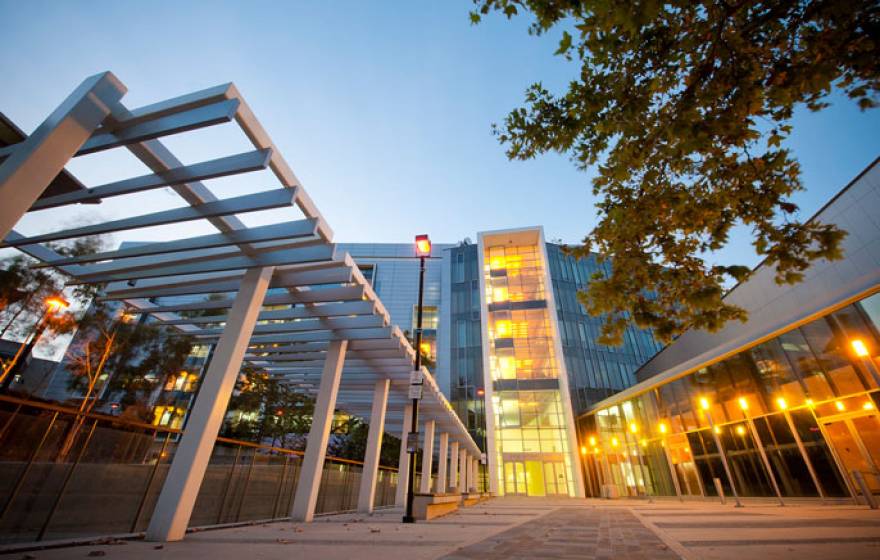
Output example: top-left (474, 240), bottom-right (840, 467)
top-left (611, 437), bottom-right (619, 448)
top-left (699, 397), bottom-right (710, 411)
top-left (713, 426), bottom-right (721, 434)
top-left (835, 400), bottom-right (846, 412)
top-left (735, 425), bottom-right (746, 436)
top-left (851, 339), bottom-right (870, 358)
top-left (640, 439), bottom-right (647, 447)
top-left (738, 397), bottom-right (749, 411)
top-left (45, 297), bottom-right (68, 312)
top-left (492, 287), bottom-right (508, 302)
top-left (805, 398), bottom-right (814, 407)
top-left (629, 422), bottom-right (638, 434)
top-left (580, 446), bottom-right (587, 455)
top-left (495, 320), bottom-right (511, 338)
top-left (588, 436), bottom-right (597, 446)
top-left (658, 422), bottom-right (668, 434)
top-left (863, 401), bottom-right (874, 411)
top-left (776, 397), bottom-right (788, 410)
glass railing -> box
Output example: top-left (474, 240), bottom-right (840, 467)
top-left (0, 395), bottom-right (399, 544)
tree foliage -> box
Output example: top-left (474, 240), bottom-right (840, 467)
top-left (471, 0), bottom-right (878, 344)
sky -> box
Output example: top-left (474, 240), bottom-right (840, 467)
top-left (1, 0), bottom-right (879, 357)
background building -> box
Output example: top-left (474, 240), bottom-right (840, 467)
top-left (579, 158), bottom-right (880, 502)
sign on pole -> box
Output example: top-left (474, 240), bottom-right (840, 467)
top-left (406, 432), bottom-right (420, 453)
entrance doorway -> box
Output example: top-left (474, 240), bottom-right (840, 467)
top-left (503, 460), bottom-right (569, 496)
top-left (821, 412), bottom-right (880, 494)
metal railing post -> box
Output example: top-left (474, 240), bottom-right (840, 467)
top-left (216, 445), bottom-right (242, 524)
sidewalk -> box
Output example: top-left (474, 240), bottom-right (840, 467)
top-left (10, 497), bottom-right (880, 560)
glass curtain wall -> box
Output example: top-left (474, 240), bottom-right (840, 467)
top-left (580, 292), bottom-right (880, 500)
top-left (484, 242), bottom-right (575, 496)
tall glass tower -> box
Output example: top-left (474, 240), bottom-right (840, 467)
top-left (477, 227), bottom-right (586, 497)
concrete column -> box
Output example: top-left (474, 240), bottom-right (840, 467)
top-left (146, 267), bottom-right (273, 541)
top-left (290, 339), bottom-right (349, 522)
top-left (0, 72), bottom-right (126, 239)
top-left (394, 404), bottom-right (414, 506)
top-left (436, 432), bottom-right (449, 493)
top-left (419, 420), bottom-right (435, 494)
top-left (357, 378), bottom-right (389, 513)
top-left (470, 458), bottom-right (478, 492)
top-left (458, 448), bottom-right (467, 493)
top-left (449, 441), bottom-right (459, 491)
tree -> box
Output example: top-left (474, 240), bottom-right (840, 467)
top-left (0, 234), bottom-right (107, 340)
top-left (471, 1), bottom-right (878, 344)
top-left (58, 302), bottom-right (194, 460)
top-left (223, 366), bottom-right (314, 449)
top-left (327, 417), bottom-right (401, 468)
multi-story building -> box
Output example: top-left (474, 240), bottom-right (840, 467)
top-left (344, 230), bottom-right (663, 497)
top-left (578, 157), bottom-right (880, 502)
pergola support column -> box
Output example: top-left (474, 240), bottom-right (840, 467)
top-left (449, 441), bottom-right (459, 492)
top-left (419, 420), bottom-right (435, 494)
top-left (436, 432), bottom-right (449, 493)
top-left (458, 448), bottom-right (467, 493)
top-left (394, 404), bottom-right (413, 506)
top-left (0, 72), bottom-right (126, 239)
top-left (146, 266), bottom-right (273, 542)
top-left (357, 378), bottom-right (389, 513)
top-left (290, 339), bottom-right (349, 522)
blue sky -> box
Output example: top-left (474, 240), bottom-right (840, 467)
top-left (1, 0), bottom-right (878, 271)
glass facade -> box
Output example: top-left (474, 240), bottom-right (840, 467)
top-left (449, 243), bottom-right (486, 450)
top-left (482, 238), bottom-right (576, 496)
top-left (579, 292), bottom-right (880, 501)
top-left (546, 245), bottom-right (664, 413)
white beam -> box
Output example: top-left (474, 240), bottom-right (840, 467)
top-left (0, 71), bottom-right (125, 239)
top-left (290, 339), bottom-right (348, 522)
top-left (145, 266), bottom-right (273, 541)
top-left (357, 378), bottom-right (389, 513)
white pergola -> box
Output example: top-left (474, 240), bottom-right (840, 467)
top-left (0, 72), bottom-right (481, 541)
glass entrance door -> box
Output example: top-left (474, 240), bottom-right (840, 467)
top-left (543, 461), bottom-right (569, 495)
top-left (504, 461), bottom-right (527, 495)
top-left (822, 414), bottom-right (880, 494)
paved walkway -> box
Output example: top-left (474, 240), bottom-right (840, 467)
top-left (12, 497), bottom-right (880, 559)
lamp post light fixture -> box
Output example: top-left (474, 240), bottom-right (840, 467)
top-left (699, 396), bottom-right (743, 507)
top-left (403, 234), bottom-right (431, 524)
top-left (1, 296), bottom-right (69, 388)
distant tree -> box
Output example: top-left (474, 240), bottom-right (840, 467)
top-left (223, 366), bottom-right (314, 449)
top-left (471, 1), bottom-right (878, 344)
top-left (58, 302), bottom-right (194, 460)
top-left (327, 416), bottom-right (402, 467)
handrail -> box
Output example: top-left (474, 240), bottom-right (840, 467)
top-left (0, 393), bottom-right (398, 471)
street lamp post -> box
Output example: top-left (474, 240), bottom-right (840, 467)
top-left (403, 234), bottom-right (431, 524)
top-left (0, 297), bottom-right (68, 389)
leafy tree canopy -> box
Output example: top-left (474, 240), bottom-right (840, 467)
top-left (471, 0), bottom-right (878, 344)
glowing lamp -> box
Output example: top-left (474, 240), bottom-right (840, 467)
top-left (776, 397), bottom-right (788, 410)
top-left (580, 446), bottom-right (587, 455)
top-left (851, 339), bottom-right (870, 358)
top-left (699, 397), bottom-right (710, 411)
top-left (658, 422), bottom-right (668, 434)
top-left (415, 234), bottom-right (432, 257)
top-left (713, 426), bottom-right (721, 434)
top-left (629, 422), bottom-right (638, 434)
top-left (738, 397), bottom-right (749, 411)
top-left (863, 401), bottom-right (874, 411)
top-left (588, 436), bottom-right (597, 446)
top-left (611, 437), bottom-right (619, 448)
top-left (735, 425), bottom-right (746, 436)
top-left (835, 400), bottom-right (846, 412)
top-left (476, 387), bottom-right (485, 397)
top-left (45, 297), bottom-right (68, 312)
